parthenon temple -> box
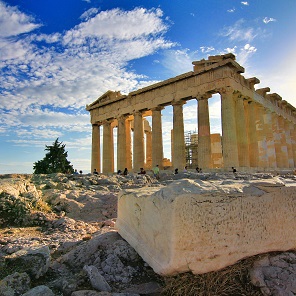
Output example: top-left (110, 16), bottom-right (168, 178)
top-left (86, 53), bottom-right (296, 173)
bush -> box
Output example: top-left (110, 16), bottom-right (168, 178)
top-left (0, 192), bottom-right (52, 227)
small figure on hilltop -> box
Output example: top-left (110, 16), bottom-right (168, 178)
top-left (93, 168), bottom-right (99, 175)
top-left (196, 166), bottom-right (200, 173)
top-left (183, 166), bottom-right (188, 172)
top-left (232, 167), bottom-right (237, 173)
top-left (117, 169), bottom-right (122, 175)
top-left (152, 164), bottom-right (160, 180)
top-left (74, 169), bottom-right (79, 175)
top-left (79, 170), bottom-right (83, 174)
top-left (174, 168), bottom-right (179, 174)
top-left (138, 168), bottom-right (146, 174)
top-left (123, 168), bottom-right (128, 175)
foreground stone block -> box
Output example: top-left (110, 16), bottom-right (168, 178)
top-left (116, 178), bottom-right (296, 275)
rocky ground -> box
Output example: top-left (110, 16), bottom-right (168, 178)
top-left (0, 171), bottom-right (295, 296)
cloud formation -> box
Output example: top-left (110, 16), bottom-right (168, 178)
top-left (263, 17), bottom-right (276, 24)
top-left (0, 2), bottom-right (174, 151)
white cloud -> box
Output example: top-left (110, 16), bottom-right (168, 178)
top-left (263, 17), bottom-right (276, 24)
top-left (0, 1), bottom-right (41, 37)
top-left (80, 7), bottom-right (99, 20)
top-left (63, 8), bottom-right (168, 43)
top-left (200, 46), bottom-right (215, 53)
top-left (220, 19), bottom-right (259, 42)
top-left (241, 2), bottom-right (249, 6)
top-left (0, 5), bottom-right (174, 116)
top-left (161, 49), bottom-right (199, 75)
top-left (227, 8), bottom-right (235, 13)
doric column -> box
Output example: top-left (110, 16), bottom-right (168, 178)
top-left (91, 124), bottom-right (101, 173)
top-left (220, 88), bottom-right (239, 169)
top-left (264, 112), bottom-right (277, 168)
top-left (277, 116), bottom-right (289, 168)
top-left (246, 100), bottom-right (258, 167)
top-left (285, 120), bottom-right (294, 168)
top-left (172, 101), bottom-right (186, 170)
top-left (152, 107), bottom-right (164, 169)
top-left (291, 123), bottom-right (296, 166)
top-left (272, 113), bottom-right (283, 168)
top-left (102, 120), bottom-right (114, 173)
top-left (145, 131), bottom-right (152, 169)
top-left (133, 111), bottom-right (145, 171)
top-left (256, 105), bottom-right (268, 169)
top-left (234, 93), bottom-right (250, 168)
top-left (197, 94), bottom-right (212, 169)
top-left (126, 118), bottom-right (132, 170)
top-left (117, 115), bottom-right (127, 172)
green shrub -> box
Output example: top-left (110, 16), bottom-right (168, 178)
top-left (0, 193), bottom-right (52, 226)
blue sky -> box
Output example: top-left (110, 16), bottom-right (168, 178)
top-left (1, 0), bottom-right (296, 174)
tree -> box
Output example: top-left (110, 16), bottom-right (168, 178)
top-left (33, 138), bottom-right (74, 174)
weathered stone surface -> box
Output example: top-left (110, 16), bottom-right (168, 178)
top-left (116, 178), bottom-right (296, 275)
top-left (5, 245), bottom-right (50, 279)
top-left (71, 291), bottom-right (108, 296)
top-left (0, 272), bottom-right (30, 296)
top-left (22, 285), bottom-right (55, 296)
top-left (250, 252), bottom-right (296, 296)
top-left (83, 265), bottom-right (111, 292)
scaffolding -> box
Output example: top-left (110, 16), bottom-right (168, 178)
top-left (184, 130), bottom-right (198, 168)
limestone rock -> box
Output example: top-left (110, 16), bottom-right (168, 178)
top-left (71, 291), bottom-right (108, 296)
top-left (116, 178), bottom-right (296, 275)
top-left (5, 245), bottom-right (50, 279)
top-left (83, 265), bottom-right (111, 292)
top-left (22, 285), bottom-right (55, 296)
top-left (250, 252), bottom-right (296, 295)
top-left (0, 272), bottom-right (30, 295)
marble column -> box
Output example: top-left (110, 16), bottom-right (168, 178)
top-left (256, 105), bottom-right (268, 168)
top-left (291, 123), bottom-right (296, 166)
top-left (220, 88), bottom-right (239, 169)
top-left (272, 113), bottom-right (283, 168)
top-left (285, 120), bottom-right (294, 168)
top-left (146, 131), bottom-right (152, 169)
top-left (117, 115), bottom-right (127, 172)
top-left (246, 100), bottom-right (258, 167)
top-left (197, 95), bottom-right (212, 169)
top-left (152, 107), bottom-right (164, 169)
top-left (91, 124), bottom-right (101, 173)
top-left (133, 111), bottom-right (145, 171)
top-left (172, 101), bottom-right (186, 170)
top-left (264, 112), bottom-right (277, 168)
top-left (102, 120), bottom-right (114, 174)
top-left (126, 119), bottom-right (132, 170)
top-left (234, 94), bottom-right (250, 168)
top-left (277, 116), bottom-right (289, 168)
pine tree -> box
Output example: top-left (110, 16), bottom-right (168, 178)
top-left (33, 138), bottom-right (74, 174)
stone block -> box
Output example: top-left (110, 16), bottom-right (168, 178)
top-left (116, 178), bottom-right (296, 275)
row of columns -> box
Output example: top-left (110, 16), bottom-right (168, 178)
top-left (91, 88), bottom-right (296, 173)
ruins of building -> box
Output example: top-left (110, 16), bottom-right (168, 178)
top-left (86, 53), bottom-right (296, 173)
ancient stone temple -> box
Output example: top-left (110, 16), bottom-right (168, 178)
top-left (86, 53), bottom-right (296, 173)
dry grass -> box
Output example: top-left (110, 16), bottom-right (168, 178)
top-left (161, 256), bottom-right (263, 296)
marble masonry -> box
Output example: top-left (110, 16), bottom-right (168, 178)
top-left (87, 53), bottom-right (296, 173)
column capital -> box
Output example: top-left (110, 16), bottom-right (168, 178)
top-left (195, 92), bottom-right (212, 101)
top-left (151, 106), bottom-right (164, 112)
top-left (172, 100), bottom-right (186, 106)
top-left (117, 114), bottom-right (128, 121)
top-left (218, 87), bottom-right (234, 96)
top-left (102, 118), bottom-right (114, 124)
top-left (133, 110), bottom-right (143, 116)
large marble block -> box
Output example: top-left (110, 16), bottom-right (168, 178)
top-left (116, 178), bottom-right (296, 275)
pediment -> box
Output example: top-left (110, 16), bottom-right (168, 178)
top-left (86, 90), bottom-right (123, 110)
